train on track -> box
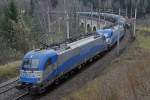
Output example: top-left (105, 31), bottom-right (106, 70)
top-left (16, 12), bottom-right (127, 94)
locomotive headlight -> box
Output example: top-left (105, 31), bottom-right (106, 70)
top-left (106, 38), bottom-right (111, 43)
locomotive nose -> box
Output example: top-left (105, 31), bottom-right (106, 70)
top-left (20, 70), bottom-right (43, 84)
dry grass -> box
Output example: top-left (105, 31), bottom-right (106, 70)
top-left (0, 61), bottom-right (21, 82)
top-left (63, 27), bottom-right (150, 100)
top-left (138, 27), bottom-right (150, 33)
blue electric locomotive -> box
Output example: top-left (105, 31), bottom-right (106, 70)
top-left (96, 25), bottom-right (125, 48)
top-left (17, 35), bottom-right (108, 93)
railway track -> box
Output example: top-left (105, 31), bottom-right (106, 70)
top-left (0, 78), bottom-right (29, 100)
top-left (0, 78), bottom-right (18, 94)
top-left (12, 92), bottom-right (29, 100)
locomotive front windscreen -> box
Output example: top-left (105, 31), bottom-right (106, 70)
top-left (22, 59), bottom-right (39, 69)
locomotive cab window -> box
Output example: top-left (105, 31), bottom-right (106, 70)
top-left (22, 59), bottom-right (39, 69)
top-left (22, 59), bottom-right (31, 68)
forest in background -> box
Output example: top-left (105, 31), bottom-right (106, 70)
top-left (0, 0), bottom-right (150, 64)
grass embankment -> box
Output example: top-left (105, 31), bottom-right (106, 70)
top-left (63, 28), bottom-right (150, 100)
top-left (0, 61), bottom-right (21, 82)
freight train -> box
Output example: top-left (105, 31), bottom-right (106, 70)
top-left (16, 12), bottom-right (127, 94)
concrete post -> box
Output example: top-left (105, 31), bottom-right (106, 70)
top-left (131, 8), bottom-right (133, 18)
top-left (133, 8), bottom-right (137, 38)
top-left (47, 6), bottom-right (51, 32)
top-left (126, 8), bottom-right (128, 17)
top-left (66, 13), bottom-right (70, 39)
top-left (119, 8), bottom-right (121, 16)
top-left (117, 8), bottom-right (121, 55)
top-left (91, 5), bottom-right (93, 29)
top-left (99, 9), bottom-right (101, 29)
top-left (85, 18), bottom-right (87, 33)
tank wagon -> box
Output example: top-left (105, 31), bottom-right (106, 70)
top-left (16, 12), bottom-right (126, 94)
